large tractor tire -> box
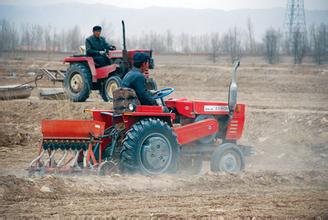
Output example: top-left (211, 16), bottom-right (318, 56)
top-left (210, 143), bottom-right (245, 173)
top-left (120, 118), bottom-right (179, 175)
top-left (100, 75), bottom-right (122, 102)
top-left (64, 63), bottom-right (92, 102)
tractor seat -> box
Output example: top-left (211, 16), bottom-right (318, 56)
top-left (72, 54), bottom-right (87, 57)
top-left (113, 88), bottom-right (140, 115)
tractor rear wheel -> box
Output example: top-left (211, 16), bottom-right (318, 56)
top-left (100, 75), bottom-right (122, 102)
top-left (210, 143), bottom-right (245, 173)
top-left (64, 63), bottom-right (92, 102)
top-left (120, 118), bottom-right (179, 175)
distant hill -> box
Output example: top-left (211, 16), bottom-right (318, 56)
top-left (0, 2), bottom-right (327, 39)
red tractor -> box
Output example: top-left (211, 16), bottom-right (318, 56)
top-left (63, 21), bottom-right (156, 102)
top-left (28, 61), bottom-right (254, 176)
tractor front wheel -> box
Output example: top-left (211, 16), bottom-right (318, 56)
top-left (210, 143), bottom-right (245, 173)
top-left (64, 63), bottom-right (92, 102)
top-left (120, 118), bottom-right (179, 175)
top-left (100, 75), bottom-right (122, 102)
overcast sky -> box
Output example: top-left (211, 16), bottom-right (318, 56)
top-left (1, 0), bottom-right (327, 10)
top-left (76, 0), bottom-right (328, 10)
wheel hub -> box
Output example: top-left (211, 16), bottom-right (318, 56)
top-left (140, 134), bottom-right (172, 173)
top-left (70, 73), bottom-right (84, 93)
top-left (106, 81), bottom-right (118, 98)
top-left (219, 153), bottom-right (239, 172)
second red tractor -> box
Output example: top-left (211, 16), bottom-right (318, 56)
top-left (63, 21), bottom-right (156, 102)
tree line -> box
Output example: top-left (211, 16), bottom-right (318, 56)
top-left (0, 18), bottom-right (327, 64)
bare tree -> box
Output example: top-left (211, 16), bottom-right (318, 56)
top-left (210, 32), bottom-right (220, 63)
top-left (165, 29), bottom-right (174, 53)
top-left (149, 32), bottom-right (165, 53)
top-left (222, 26), bottom-right (242, 62)
top-left (21, 24), bottom-right (32, 50)
top-left (0, 19), bottom-right (10, 51)
top-left (202, 35), bottom-right (208, 53)
top-left (179, 33), bottom-right (191, 53)
top-left (54, 29), bottom-right (62, 51)
top-left (44, 25), bottom-right (52, 52)
top-left (263, 28), bottom-right (281, 64)
top-left (30, 24), bottom-right (44, 50)
top-left (310, 23), bottom-right (327, 64)
top-left (66, 25), bottom-right (82, 52)
top-left (0, 19), bottom-right (19, 53)
top-left (246, 16), bottom-right (255, 55)
top-left (190, 35), bottom-right (200, 53)
top-left (291, 28), bottom-right (306, 64)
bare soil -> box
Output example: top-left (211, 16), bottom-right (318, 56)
top-left (0, 53), bottom-right (327, 219)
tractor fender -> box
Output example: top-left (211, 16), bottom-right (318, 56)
top-left (64, 56), bottom-right (97, 82)
top-left (122, 112), bottom-right (175, 130)
top-left (95, 64), bottom-right (119, 80)
top-left (64, 57), bottom-right (119, 82)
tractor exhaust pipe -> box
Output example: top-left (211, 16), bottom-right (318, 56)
top-left (121, 20), bottom-right (129, 74)
top-left (228, 60), bottom-right (240, 113)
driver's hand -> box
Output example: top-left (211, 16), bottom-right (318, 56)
top-left (109, 45), bottom-right (116, 50)
top-left (99, 51), bottom-right (106, 55)
top-left (150, 90), bottom-right (158, 95)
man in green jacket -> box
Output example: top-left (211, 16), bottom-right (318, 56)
top-left (85, 25), bottom-right (116, 67)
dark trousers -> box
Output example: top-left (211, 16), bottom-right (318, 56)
top-left (93, 55), bottom-right (111, 68)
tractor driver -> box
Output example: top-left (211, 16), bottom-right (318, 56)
top-left (85, 25), bottom-right (116, 67)
top-left (122, 52), bottom-right (158, 106)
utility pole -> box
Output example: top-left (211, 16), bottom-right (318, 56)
top-left (284, 0), bottom-right (306, 52)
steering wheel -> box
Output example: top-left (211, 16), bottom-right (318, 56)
top-left (152, 88), bottom-right (175, 99)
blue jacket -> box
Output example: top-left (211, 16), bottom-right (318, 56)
top-left (122, 68), bottom-right (157, 106)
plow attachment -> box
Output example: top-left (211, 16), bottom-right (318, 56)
top-left (28, 120), bottom-right (114, 176)
top-left (40, 68), bottom-right (65, 83)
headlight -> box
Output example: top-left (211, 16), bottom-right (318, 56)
top-left (128, 103), bottom-right (136, 112)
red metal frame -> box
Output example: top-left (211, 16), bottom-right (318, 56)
top-left (122, 111), bottom-right (175, 130)
top-left (63, 57), bottom-right (118, 82)
top-left (225, 104), bottom-right (245, 140)
top-left (95, 64), bottom-right (119, 79)
top-left (42, 120), bottom-right (105, 139)
top-left (165, 99), bottom-right (230, 117)
top-left (193, 101), bottom-right (229, 115)
top-left (165, 99), bottom-right (245, 141)
top-left (135, 105), bottom-right (163, 113)
top-left (84, 100), bottom-right (245, 143)
top-left (165, 99), bottom-right (195, 118)
top-left (174, 118), bottom-right (219, 145)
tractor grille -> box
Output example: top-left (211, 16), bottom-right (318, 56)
top-left (228, 120), bottom-right (239, 134)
